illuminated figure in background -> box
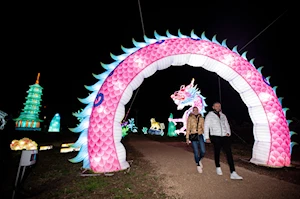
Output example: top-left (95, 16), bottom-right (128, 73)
top-left (121, 118), bottom-right (138, 137)
top-left (0, 110), bottom-right (7, 130)
top-left (48, 113), bottom-right (61, 132)
top-left (142, 127), bottom-right (148, 134)
top-left (121, 121), bottom-right (129, 137)
top-left (167, 113), bottom-right (177, 137)
top-left (148, 118), bottom-right (165, 136)
top-left (14, 73), bottom-right (44, 131)
top-left (122, 125), bottom-right (129, 137)
top-left (126, 118), bottom-right (138, 133)
top-left (168, 78), bottom-right (207, 136)
top-left (69, 30), bottom-right (296, 174)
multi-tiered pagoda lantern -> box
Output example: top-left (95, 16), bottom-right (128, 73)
top-left (14, 73), bottom-right (43, 131)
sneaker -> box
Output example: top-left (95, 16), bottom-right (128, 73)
top-left (216, 167), bottom-right (223, 175)
top-left (197, 166), bottom-right (203, 173)
top-left (230, 171), bottom-right (243, 180)
top-left (199, 161), bottom-right (203, 168)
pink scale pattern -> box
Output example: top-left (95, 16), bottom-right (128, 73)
top-left (88, 38), bottom-right (290, 173)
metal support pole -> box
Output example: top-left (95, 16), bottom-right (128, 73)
top-left (123, 0), bottom-right (146, 122)
top-left (138, 0), bottom-right (146, 36)
top-left (12, 165), bottom-right (26, 199)
top-left (239, 9), bottom-right (288, 52)
top-left (217, 9), bottom-right (287, 105)
top-left (218, 76), bottom-right (222, 104)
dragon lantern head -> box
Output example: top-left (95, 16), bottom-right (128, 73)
top-left (170, 78), bottom-right (207, 114)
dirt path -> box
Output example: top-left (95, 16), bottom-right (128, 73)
top-left (128, 135), bottom-right (300, 199)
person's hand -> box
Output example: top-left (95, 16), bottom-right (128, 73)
top-left (206, 139), bottom-right (211, 143)
top-left (186, 139), bottom-right (190, 145)
top-left (226, 133), bottom-right (230, 137)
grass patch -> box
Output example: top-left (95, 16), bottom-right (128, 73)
top-left (7, 136), bottom-right (174, 199)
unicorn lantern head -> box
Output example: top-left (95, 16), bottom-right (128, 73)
top-left (171, 78), bottom-right (207, 116)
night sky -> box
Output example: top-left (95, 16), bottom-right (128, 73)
top-left (2, 1), bottom-right (297, 130)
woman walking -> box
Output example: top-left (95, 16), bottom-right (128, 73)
top-left (186, 106), bottom-right (205, 173)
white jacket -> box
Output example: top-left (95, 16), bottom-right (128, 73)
top-left (204, 111), bottom-right (231, 140)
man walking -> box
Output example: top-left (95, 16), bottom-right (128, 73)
top-left (204, 102), bottom-right (243, 180)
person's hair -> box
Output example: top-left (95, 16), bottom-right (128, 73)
top-left (213, 102), bottom-right (221, 106)
top-left (193, 106), bottom-right (198, 110)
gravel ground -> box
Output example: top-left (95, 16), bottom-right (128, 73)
top-left (128, 135), bottom-right (300, 199)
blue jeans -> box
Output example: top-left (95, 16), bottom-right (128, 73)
top-left (191, 134), bottom-right (206, 165)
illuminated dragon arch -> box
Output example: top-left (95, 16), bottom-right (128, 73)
top-left (70, 29), bottom-right (296, 173)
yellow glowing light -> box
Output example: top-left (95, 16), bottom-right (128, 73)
top-left (61, 143), bottom-right (74, 147)
top-left (60, 147), bottom-right (80, 153)
top-left (39, 145), bottom-right (53, 151)
top-left (10, 137), bottom-right (38, 151)
top-left (60, 142), bottom-right (80, 153)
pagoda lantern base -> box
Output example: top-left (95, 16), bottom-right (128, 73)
top-left (15, 127), bottom-right (41, 131)
top-left (15, 120), bottom-right (42, 131)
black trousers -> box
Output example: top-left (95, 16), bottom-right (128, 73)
top-left (210, 135), bottom-right (235, 173)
